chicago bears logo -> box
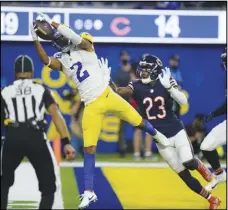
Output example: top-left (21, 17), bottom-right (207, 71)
top-left (156, 58), bottom-right (162, 67)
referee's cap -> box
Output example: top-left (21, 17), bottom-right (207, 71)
top-left (14, 55), bottom-right (34, 73)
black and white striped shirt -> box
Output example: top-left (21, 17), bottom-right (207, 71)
top-left (1, 79), bottom-right (56, 124)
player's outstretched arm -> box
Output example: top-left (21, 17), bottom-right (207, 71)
top-left (205, 101), bottom-right (226, 122)
top-left (37, 13), bottom-right (92, 51)
top-left (159, 68), bottom-right (187, 105)
top-left (30, 24), bottom-right (62, 71)
top-left (116, 86), bottom-right (133, 98)
top-left (54, 23), bottom-right (92, 51)
top-left (210, 101), bottom-right (226, 117)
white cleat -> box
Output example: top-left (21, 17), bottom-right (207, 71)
top-left (216, 170), bottom-right (227, 183)
top-left (153, 130), bottom-right (170, 147)
top-left (205, 171), bottom-right (227, 192)
top-left (78, 191), bottom-right (98, 209)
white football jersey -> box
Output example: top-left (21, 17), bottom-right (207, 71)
top-left (54, 47), bottom-right (108, 105)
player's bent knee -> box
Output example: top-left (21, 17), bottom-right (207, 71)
top-left (200, 139), bottom-right (214, 151)
top-left (182, 158), bottom-right (198, 170)
top-left (173, 165), bottom-right (185, 173)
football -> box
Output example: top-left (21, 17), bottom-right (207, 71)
top-left (33, 20), bottom-right (54, 41)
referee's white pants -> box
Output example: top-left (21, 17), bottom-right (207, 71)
top-left (200, 120), bottom-right (227, 151)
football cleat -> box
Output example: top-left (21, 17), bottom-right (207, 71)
top-left (208, 196), bottom-right (221, 210)
top-left (205, 171), bottom-right (227, 191)
top-left (216, 170), bottom-right (227, 183)
top-left (78, 191), bottom-right (97, 209)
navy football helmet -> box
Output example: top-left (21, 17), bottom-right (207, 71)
top-left (221, 47), bottom-right (227, 70)
top-left (52, 29), bottom-right (72, 53)
top-left (137, 54), bottom-right (163, 83)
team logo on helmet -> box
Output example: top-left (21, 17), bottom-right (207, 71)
top-left (137, 54), bottom-right (163, 82)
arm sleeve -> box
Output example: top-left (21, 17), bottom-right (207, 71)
top-left (57, 25), bottom-right (82, 45)
top-left (43, 88), bottom-right (57, 109)
top-left (168, 78), bottom-right (187, 105)
top-left (211, 101), bottom-right (226, 117)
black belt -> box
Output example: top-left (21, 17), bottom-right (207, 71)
top-left (7, 119), bottom-right (47, 132)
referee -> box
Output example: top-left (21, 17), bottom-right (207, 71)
top-left (1, 55), bottom-right (75, 209)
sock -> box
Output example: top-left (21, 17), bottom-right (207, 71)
top-left (202, 150), bottom-right (222, 173)
top-left (139, 120), bottom-right (157, 136)
top-left (196, 159), bottom-right (213, 182)
top-left (179, 170), bottom-right (210, 199)
top-left (84, 153), bottom-right (95, 191)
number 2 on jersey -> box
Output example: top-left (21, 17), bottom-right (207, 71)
top-left (70, 61), bottom-right (90, 83)
top-left (143, 97), bottom-right (166, 120)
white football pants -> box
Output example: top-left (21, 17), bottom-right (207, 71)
top-left (156, 129), bottom-right (194, 173)
top-left (200, 120), bottom-right (226, 151)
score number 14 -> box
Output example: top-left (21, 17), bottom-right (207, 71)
top-left (155, 15), bottom-right (181, 38)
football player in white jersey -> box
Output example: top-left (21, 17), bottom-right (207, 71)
top-left (200, 48), bottom-right (227, 191)
top-left (30, 13), bottom-right (170, 209)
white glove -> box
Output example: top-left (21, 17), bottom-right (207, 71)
top-left (98, 57), bottom-right (111, 76)
top-left (30, 23), bottom-right (38, 41)
top-left (98, 57), bottom-right (111, 83)
top-left (37, 12), bottom-right (53, 25)
top-left (158, 67), bottom-right (171, 89)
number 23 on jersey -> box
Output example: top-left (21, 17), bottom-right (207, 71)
top-left (143, 96), bottom-right (166, 120)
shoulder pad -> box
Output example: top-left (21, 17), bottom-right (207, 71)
top-left (132, 79), bottom-right (141, 84)
top-left (128, 79), bottom-right (140, 91)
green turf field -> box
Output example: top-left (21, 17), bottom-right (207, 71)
top-left (11, 154), bottom-right (226, 209)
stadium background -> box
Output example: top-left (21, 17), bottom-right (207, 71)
top-left (1, 1), bottom-right (227, 209)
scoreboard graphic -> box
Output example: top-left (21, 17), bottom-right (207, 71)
top-left (1, 6), bottom-right (226, 44)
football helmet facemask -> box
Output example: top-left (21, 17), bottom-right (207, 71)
top-left (137, 54), bottom-right (163, 84)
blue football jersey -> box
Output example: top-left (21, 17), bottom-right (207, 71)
top-left (128, 79), bottom-right (184, 138)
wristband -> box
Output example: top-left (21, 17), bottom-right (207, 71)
top-left (61, 137), bottom-right (70, 146)
top-left (46, 57), bottom-right (51, 67)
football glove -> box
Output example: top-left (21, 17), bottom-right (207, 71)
top-left (37, 12), bottom-right (53, 25)
top-left (98, 57), bottom-right (111, 84)
top-left (98, 57), bottom-right (111, 75)
top-left (158, 67), bottom-right (171, 89)
top-left (30, 23), bottom-right (38, 41)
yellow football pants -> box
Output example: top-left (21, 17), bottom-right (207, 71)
top-left (82, 87), bottom-right (142, 147)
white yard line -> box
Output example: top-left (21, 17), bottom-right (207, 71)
top-left (60, 161), bottom-right (227, 168)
